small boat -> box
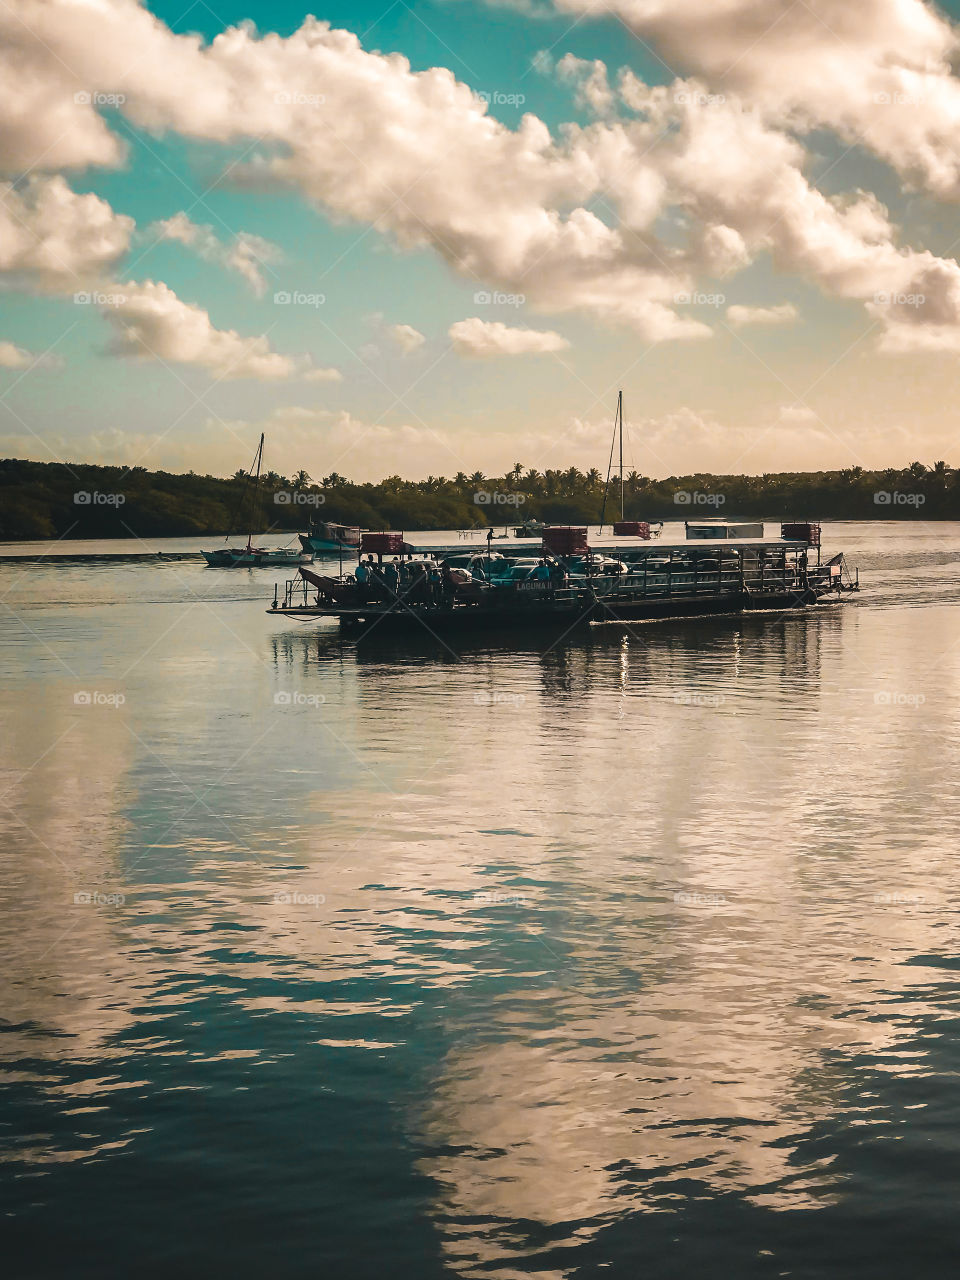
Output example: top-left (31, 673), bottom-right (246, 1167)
top-left (299, 521), bottom-right (363, 555)
top-left (514, 519), bottom-right (546, 538)
top-left (203, 545), bottom-right (311, 568)
top-left (202, 434), bottom-right (313, 567)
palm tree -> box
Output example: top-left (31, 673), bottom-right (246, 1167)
top-left (292, 469), bottom-right (311, 492)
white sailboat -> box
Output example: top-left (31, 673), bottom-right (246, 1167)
top-left (202, 434), bottom-right (313, 567)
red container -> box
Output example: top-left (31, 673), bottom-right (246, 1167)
top-left (361, 531), bottom-right (405, 554)
top-left (781, 522), bottom-right (821, 547)
top-left (542, 526), bottom-right (589, 555)
top-left (612, 521), bottom-right (651, 539)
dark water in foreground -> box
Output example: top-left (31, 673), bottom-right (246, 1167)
top-left (2, 521), bottom-right (960, 1278)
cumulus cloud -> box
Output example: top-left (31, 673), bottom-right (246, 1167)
top-left (0, 4), bottom-right (706, 339)
top-left (449, 318), bottom-right (570, 356)
top-left (102, 279), bottom-right (306, 379)
top-left (556, 54), bottom-right (615, 116)
top-left (302, 366), bottom-right (343, 382)
top-left (0, 340), bottom-right (58, 369)
top-left (0, 341), bottom-right (33, 369)
top-left (0, 180), bottom-right (303, 381)
top-left (149, 212), bottom-right (282, 295)
top-left (726, 303), bottom-right (799, 328)
top-left (4, 1), bottom-right (960, 354)
top-left (389, 323), bottom-right (427, 354)
top-left (551, 0), bottom-right (960, 195)
top-left (2, 397), bottom-right (927, 481)
top-left (0, 176), bottom-right (133, 291)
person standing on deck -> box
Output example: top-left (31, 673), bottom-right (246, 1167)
top-left (354, 558), bottom-right (369, 602)
top-left (383, 559), bottom-right (400, 597)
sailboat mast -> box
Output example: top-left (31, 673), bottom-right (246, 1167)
top-left (618, 390), bottom-right (624, 522)
top-left (599, 390), bottom-right (622, 535)
top-left (247, 432), bottom-right (264, 552)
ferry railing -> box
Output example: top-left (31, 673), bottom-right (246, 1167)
top-left (580, 563), bottom-right (803, 604)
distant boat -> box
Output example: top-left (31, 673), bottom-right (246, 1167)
top-left (299, 520), bottom-right (363, 555)
top-left (202, 434), bottom-right (313, 567)
top-left (202, 545), bottom-right (310, 568)
top-left (513, 519), bottom-right (546, 538)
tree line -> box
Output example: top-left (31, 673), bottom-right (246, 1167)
top-left (0, 456), bottom-right (955, 542)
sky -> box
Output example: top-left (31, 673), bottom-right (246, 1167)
top-left (4, 0), bottom-right (960, 482)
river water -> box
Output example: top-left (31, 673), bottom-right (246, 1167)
top-left (2, 521), bottom-right (959, 1278)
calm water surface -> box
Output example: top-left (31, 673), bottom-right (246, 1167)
top-left (2, 521), bottom-right (960, 1278)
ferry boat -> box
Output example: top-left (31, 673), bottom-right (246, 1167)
top-left (269, 521), bottom-right (857, 633)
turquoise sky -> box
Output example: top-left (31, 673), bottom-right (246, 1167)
top-left (3, 0), bottom-right (960, 481)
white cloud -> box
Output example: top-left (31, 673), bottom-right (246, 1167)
top-left (0, 175), bottom-right (133, 292)
top-left (4, 2), bottom-right (960, 354)
top-left (102, 279), bottom-right (306, 379)
top-left (552, 0), bottom-right (960, 196)
top-left (302, 366), bottom-right (343, 382)
top-left (2, 398), bottom-right (929, 481)
top-left (0, 5), bottom-right (705, 339)
top-left (0, 181), bottom-right (304, 381)
top-left (389, 323), bottom-right (426, 354)
top-left (449, 318), bottom-right (570, 356)
top-left (0, 341), bottom-right (36, 369)
top-left (150, 212), bottom-right (282, 295)
top-left (726, 303), bottom-right (799, 328)
top-left (556, 54), bottom-right (615, 116)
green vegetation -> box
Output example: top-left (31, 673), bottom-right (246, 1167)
top-left (0, 456), bottom-right (954, 542)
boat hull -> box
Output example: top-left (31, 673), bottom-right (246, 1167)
top-left (299, 532), bottom-right (362, 554)
top-left (203, 548), bottom-right (312, 567)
